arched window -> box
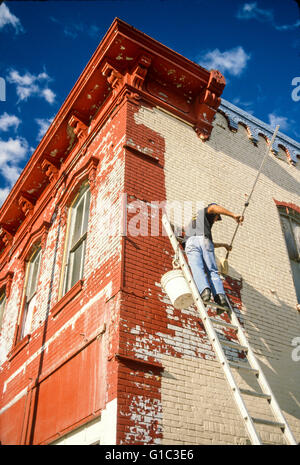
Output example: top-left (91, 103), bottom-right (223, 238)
top-left (277, 205), bottom-right (300, 303)
top-left (62, 183), bottom-right (91, 296)
top-left (0, 288), bottom-right (6, 331)
top-left (19, 246), bottom-right (42, 340)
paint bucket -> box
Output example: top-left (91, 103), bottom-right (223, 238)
top-left (216, 256), bottom-right (229, 275)
top-left (161, 269), bottom-right (194, 309)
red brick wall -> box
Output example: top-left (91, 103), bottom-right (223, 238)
top-left (0, 101), bottom-right (127, 444)
top-left (115, 100), bottom-right (244, 444)
top-left (0, 97), bottom-right (244, 445)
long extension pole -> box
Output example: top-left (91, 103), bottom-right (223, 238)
top-left (225, 124), bottom-right (280, 262)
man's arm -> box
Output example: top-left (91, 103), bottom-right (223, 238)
top-left (214, 243), bottom-right (232, 251)
top-left (207, 204), bottom-right (244, 224)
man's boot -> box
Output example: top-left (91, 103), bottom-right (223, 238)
top-left (200, 288), bottom-right (211, 303)
top-left (215, 294), bottom-right (231, 314)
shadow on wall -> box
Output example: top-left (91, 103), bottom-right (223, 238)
top-left (225, 261), bottom-right (300, 421)
top-left (208, 116), bottom-right (300, 197)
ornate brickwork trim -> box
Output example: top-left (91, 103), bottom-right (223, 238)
top-left (219, 98), bottom-right (300, 164)
top-left (0, 271), bottom-right (14, 300)
top-left (19, 221), bottom-right (51, 262)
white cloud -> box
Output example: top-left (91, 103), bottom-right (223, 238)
top-left (35, 117), bottom-right (54, 140)
top-left (41, 88), bottom-right (55, 104)
top-left (0, 187), bottom-right (10, 206)
top-left (0, 112), bottom-right (21, 132)
top-left (236, 2), bottom-right (300, 31)
top-left (1, 163), bottom-right (21, 186)
top-left (0, 135), bottom-right (31, 206)
top-left (198, 46), bottom-right (250, 76)
top-left (0, 136), bottom-right (28, 165)
top-left (275, 20), bottom-right (300, 31)
top-left (232, 97), bottom-right (254, 114)
top-left (236, 2), bottom-right (273, 21)
top-left (7, 69), bottom-right (56, 104)
top-left (268, 113), bottom-right (289, 131)
top-left (50, 16), bottom-right (100, 39)
top-left (0, 3), bottom-right (23, 34)
top-left (0, 136), bottom-right (29, 205)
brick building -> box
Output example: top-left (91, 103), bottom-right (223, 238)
top-left (0, 18), bottom-right (299, 445)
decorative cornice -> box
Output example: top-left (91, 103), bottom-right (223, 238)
top-left (68, 114), bottom-right (88, 145)
top-left (0, 225), bottom-right (14, 248)
top-left (219, 98), bottom-right (300, 164)
top-left (0, 18), bottom-right (225, 241)
top-left (41, 157), bottom-right (60, 183)
top-left (18, 193), bottom-right (36, 217)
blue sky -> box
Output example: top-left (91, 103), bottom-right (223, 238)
top-left (0, 0), bottom-right (299, 205)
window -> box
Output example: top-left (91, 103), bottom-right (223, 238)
top-left (278, 206), bottom-right (300, 303)
top-left (20, 247), bottom-right (42, 340)
top-left (62, 184), bottom-right (91, 295)
top-left (0, 288), bottom-right (6, 331)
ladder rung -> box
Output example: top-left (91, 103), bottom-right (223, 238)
top-left (252, 417), bottom-right (285, 429)
top-left (239, 388), bottom-right (271, 401)
top-left (209, 317), bottom-right (238, 332)
top-left (220, 339), bottom-right (248, 352)
top-left (228, 361), bottom-right (259, 376)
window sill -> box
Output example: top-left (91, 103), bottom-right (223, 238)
top-left (8, 334), bottom-right (30, 361)
top-left (51, 279), bottom-right (84, 318)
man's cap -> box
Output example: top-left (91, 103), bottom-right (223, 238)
top-left (208, 203), bottom-right (222, 221)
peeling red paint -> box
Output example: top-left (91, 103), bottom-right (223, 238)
top-left (0, 18), bottom-right (229, 445)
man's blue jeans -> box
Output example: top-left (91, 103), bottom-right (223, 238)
top-left (185, 235), bottom-right (225, 297)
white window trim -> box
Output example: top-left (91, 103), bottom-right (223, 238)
top-left (0, 289), bottom-right (6, 331)
top-left (62, 184), bottom-right (91, 297)
top-left (20, 247), bottom-right (42, 340)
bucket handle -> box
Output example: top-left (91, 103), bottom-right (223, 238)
top-left (172, 245), bottom-right (181, 269)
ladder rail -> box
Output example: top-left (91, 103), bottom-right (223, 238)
top-left (162, 213), bottom-right (297, 445)
top-left (228, 302), bottom-right (297, 445)
top-left (162, 214), bottom-right (262, 445)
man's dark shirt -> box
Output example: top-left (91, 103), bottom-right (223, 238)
top-left (184, 205), bottom-right (216, 243)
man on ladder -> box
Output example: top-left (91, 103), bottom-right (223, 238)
top-left (183, 203), bottom-right (244, 313)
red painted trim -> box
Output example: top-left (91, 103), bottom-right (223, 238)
top-left (115, 353), bottom-right (164, 371)
top-left (51, 279), bottom-right (83, 318)
top-left (58, 157), bottom-right (99, 210)
top-left (0, 270), bottom-right (14, 299)
top-left (19, 221), bottom-right (51, 262)
top-left (273, 199), bottom-right (300, 215)
top-left (41, 412), bottom-right (102, 445)
top-left (0, 18), bottom-right (224, 243)
top-left (8, 334), bottom-right (30, 361)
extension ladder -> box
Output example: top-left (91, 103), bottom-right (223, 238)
top-left (162, 213), bottom-right (297, 445)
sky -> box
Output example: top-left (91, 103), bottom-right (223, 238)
top-left (0, 0), bottom-right (299, 206)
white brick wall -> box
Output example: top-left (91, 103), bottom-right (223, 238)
top-left (134, 105), bottom-right (300, 444)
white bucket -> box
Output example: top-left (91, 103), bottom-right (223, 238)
top-left (161, 269), bottom-right (194, 309)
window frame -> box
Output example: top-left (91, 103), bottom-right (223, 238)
top-left (278, 207), bottom-right (300, 262)
top-left (277, 205), bottom-right (300, 303)
top-left (0, 287), bottom-right (6, 332)
top-left (60, 182), bottom-right (91, 298)
top-left (17, 246), bottom-right (42, 342)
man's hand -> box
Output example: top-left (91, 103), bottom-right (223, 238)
top-left (234, 215), bottom-right (244, 224)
